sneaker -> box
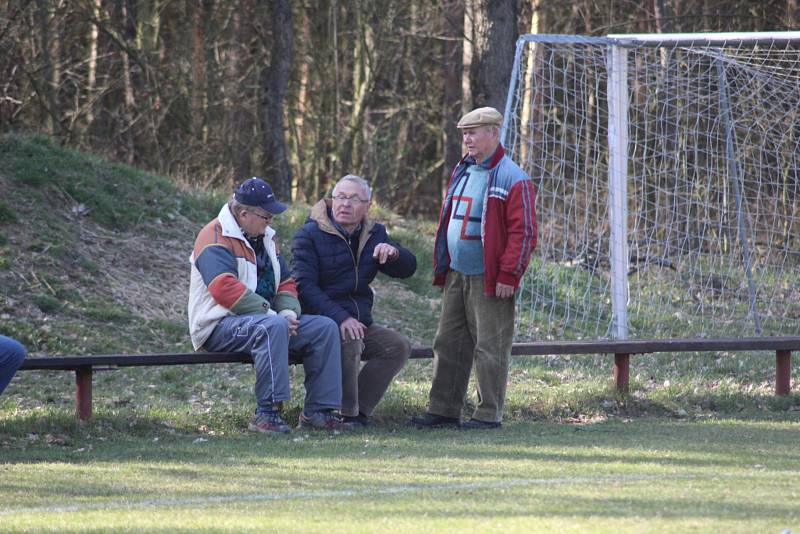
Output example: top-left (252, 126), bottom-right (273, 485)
top-left (343, 413), bottom-right (375, 429)
top-left (248, 411), bottom-right (292, 435)
top-left (410, 412), bottom-right (460, 428)
top-left (298, 410), bottom-right (355, 431)
top-left (460, 418), bottom-right (501, 430)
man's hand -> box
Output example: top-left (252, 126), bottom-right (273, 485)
top-left (340, 317), bottom-right (367, 340)
top-left (495, 282), bottom-right (515, 299)
top-left (285, 316), bottom-right (300, 336)
top-left (372, 243), bottom-right (399, 264)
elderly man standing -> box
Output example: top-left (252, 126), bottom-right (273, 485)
top-left (411, 107), bottom-right (537, 430)
top-left (188, 177), bottom-right (349, 434)
top-left (292, 175), bottom-right (417, 428)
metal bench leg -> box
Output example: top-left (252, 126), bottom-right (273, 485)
top-left (776, 350), bottom-right (791, 396)
top-left (614, 353), bottom-right (630, 393)
top-left (75, 367), bottom-right (93, 421)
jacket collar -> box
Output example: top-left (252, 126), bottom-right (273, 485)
top-left (309, 198), bottom-right (375, 236)
top-left (461, 143), bottom-right (505, 170)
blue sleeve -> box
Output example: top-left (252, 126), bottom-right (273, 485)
top-left (291, 225), bottom-right (352, 325)
top-left (195, 244), bottom-right (238, 286)
top-left (376, 226), bottom-right (417, 279)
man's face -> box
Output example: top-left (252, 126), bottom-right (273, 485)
top-left (332, 180), bottom-right (370, 228)
top-left (462, 125), bottom-right (499, 162)
top-left (239, 207), bottom-right (273, 238)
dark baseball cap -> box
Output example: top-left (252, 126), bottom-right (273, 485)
top-left (233, 177), bottom-right (287, 215)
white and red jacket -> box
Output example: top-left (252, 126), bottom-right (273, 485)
top-left (433, 144), bottom-right (537, 296)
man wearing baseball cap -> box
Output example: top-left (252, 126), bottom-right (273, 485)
top-left (188, 177), bottom-right (350, 434)
top-left (411, 107), bottom-right (537, 430)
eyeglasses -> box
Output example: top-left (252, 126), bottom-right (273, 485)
top-left (247, 210), bottom-right (273, 223)
top-left (332, 195), bottom-right (369, 204)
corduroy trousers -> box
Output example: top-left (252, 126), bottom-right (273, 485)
top-left (427, 271), bottom-right (515, 423)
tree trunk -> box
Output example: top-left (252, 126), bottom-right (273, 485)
top-left (338, 4), bottom-right (376, 177)
top-left (86, 0), bottom-right (101, 129)
top-left (467, 0), bottom-right (517, 111)
top-left (191, 1), bottom-right (207, 141)
top-left (461, 0), bottom-right (474, 112)
top-left (519, 0), bottom-right (542, 167)
top-left (443, 0), bottom-right (464, 195)
top-left (260, 0), bottom-right (293, 201)
top-left (653, 0), bottom-right (674, 33)
top-left (114, 0), bottom-right (137, 164)
top-left (789, 0), bottom-right (799, 26)
top-left (35, 0), bottom-right (58, 134)
top-left (227, 0), bottom-right (255, 183)
top-left (290, 3), bottom-right (311, 203)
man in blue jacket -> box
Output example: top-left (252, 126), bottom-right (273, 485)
top-left (292, 175), bottom-right (417, 427)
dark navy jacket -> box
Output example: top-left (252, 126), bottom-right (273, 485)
top-left (291, 199), bottom-right (417, 327)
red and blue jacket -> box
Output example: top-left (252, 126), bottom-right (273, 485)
top-left (433, 144), bottom-right (537, 296)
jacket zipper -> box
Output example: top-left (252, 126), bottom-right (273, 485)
top-left (338, 232), bottom-right (361, 322)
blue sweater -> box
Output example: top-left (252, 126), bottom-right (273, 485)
top-left (291, 200), bottom-right (417, 326)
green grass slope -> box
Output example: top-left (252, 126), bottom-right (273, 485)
top-left (0, 133), bottom-right (222, 355)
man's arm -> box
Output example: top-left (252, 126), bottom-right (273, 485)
top-left (497, 178), bottom-right (537, 290)
top-left (374, 228), bottom-right (417, 279)
top-left (194, 244), bottom-right (272, 315)
top-left (272, 241), bottom-right (302, 319)
top-left (291, 225), bottom-right (354, 325)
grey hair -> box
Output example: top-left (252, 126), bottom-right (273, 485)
top-left (333, 174), bottom-right (372, 201)
top-left (228, 197), bottom-right (247, 216)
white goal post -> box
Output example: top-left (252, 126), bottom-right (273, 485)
top-left (502, 32), bottom-right (800, 341)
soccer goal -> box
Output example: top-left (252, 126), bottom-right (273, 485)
top-left (503, 32), bottom-right (800, 341)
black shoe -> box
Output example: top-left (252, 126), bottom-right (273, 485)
top-left (460, 418), bottom-right (501, 430)
top-left (343, 413), bottom-right (375, 428)
top-left (410, 412), bottom-right (460, 428)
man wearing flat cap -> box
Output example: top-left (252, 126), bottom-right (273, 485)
top-left (412, 107), bottom-right (537, 430)
top-left (188, 177), bottom-right (350, 434)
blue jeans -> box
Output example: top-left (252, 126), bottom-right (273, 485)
top-left (204, 314), bottom-right (342, 414)
top-left (0, 335), bottom-right (26, 395)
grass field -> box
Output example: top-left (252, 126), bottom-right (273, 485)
top-left (1, 415), bottom-right (799, 532)
top-left (2, 355), bottom-right (800, 532)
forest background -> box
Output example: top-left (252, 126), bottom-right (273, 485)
top-left (1, 0), bottom-right (798, 216)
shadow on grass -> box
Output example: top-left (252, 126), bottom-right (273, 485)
top-left (3, 415), bottom-right (799, 470)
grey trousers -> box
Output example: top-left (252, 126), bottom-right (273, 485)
top-left (340, 324), bottom-right (410, 417)
top-left (427, 271), bottom-right (515, 422)
top-left (204, 314), bottom-right (342, 414)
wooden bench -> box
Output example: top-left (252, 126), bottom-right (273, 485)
top-left (18, 336), bottom-right (799, 420)
top-left (17, 349), bottom-right (432, 421)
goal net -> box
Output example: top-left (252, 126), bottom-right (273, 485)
top-left (503, 33), bottom-right (800, 341)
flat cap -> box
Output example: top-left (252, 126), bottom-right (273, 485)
top-left (457, 107), bottom-right (503, 129)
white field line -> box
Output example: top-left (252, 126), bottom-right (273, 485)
top-left (4, 474), bottom-right (678, 516)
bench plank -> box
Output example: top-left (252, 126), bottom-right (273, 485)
top-left (16, 337), bottom-right (799, 420)
top-left (20, 348), bottom-right (435, 371)
top-left (511, 336), bottom-right (800, 355)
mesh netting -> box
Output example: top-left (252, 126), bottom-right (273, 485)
top-left (504, 34), bottom-right (800, 341)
